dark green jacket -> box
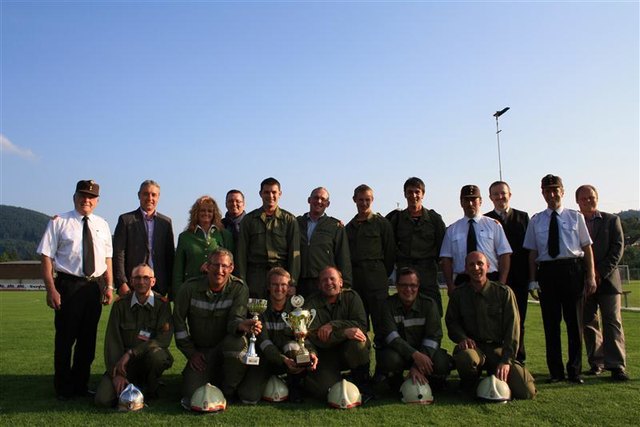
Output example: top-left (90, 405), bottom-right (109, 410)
top-left (305, 289), bottom-right (367, 348)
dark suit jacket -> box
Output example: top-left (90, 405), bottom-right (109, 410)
top-left (485, 208), bottom-right (529, 288)
top-left (589, 211), bottom-right (624, 294)
top-left (113, 208), bottom-right (175, 296)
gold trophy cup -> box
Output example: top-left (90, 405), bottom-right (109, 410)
top-left (281, 295), bottom-right (316, 367)
top-left (243, 298), bottom-right (268, 365)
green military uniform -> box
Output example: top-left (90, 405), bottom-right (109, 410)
top-left (237, 207), bottom-right (301, 298)
top-left (237, 300), bottom-right (315, 403)
top-left (377, 293), bottom-right (451, 387)
top-left (297, 213), bottom-right (352, 297)
top-left (95, 291), bottom-right (174, 406)
top-left (345, 212), bottom-right (395, 343)
top-left (445, 281), bottom-right (536, 399)
top-left (304, 289), bottom-right (371, 399)
top-left (386, 208), bottom-right (446, 315)
top-left (172, 226), bottom-right (234, 299)
top-left (173, 274), bottom-right (249, 399)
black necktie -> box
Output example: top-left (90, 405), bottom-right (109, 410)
top-left (467, 219), bottom-right (477, 254)
top-left (83, 216), bottom-right (95, 276)
top-left (548, 211), bottom-right (559, 258)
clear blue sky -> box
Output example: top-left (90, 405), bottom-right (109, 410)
top-left (2, 1), bottom-right (638, 234)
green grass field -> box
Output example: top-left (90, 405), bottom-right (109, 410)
top-left (1, 291), bottom-right (638, 426)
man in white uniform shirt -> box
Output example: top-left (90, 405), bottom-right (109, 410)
top-left (440, 184), bottom-right (512, 295)
top-left (524, 174), bottom-right (596, 384)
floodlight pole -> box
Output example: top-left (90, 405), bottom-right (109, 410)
top-left (493, 107), bottom-right (510, 181)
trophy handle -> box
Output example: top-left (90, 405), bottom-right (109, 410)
top-left (309, 308), bottom-right (317, 327)
top-left (281, 312), bottom-right (291, 328)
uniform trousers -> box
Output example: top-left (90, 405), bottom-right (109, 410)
top-left (453, 344), bottom-right (536, 399)
top-left (538, 259), bottom-right (585, 378)
top-left (583, 293), bottom-right (626, 370)
top-left (53, 273), bottom-right (103, 397)
top-left (352, 261), bottom-right (388, 345)
top-left (181, 335), bottom-right (247, 399)
top-left (376, 347), bottom-right (451, 381)
top-left (305, 339), bottom-right (370, 399)
top-left (95, 348), bottom-right (173, 406)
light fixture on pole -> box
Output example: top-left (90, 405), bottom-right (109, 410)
top-left (493, 107), bottom-right (510, 180)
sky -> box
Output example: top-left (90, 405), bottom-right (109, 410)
top-left (1, 1), bottom-right (638, 235)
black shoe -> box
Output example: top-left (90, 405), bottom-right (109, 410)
top-left (545, 376), bottom-right (565, 384)
top-left (567, 376), bottom-right (584, 384)
top-left (611, 369), bottom-right (630, 382)
top-left (56, 394), bottom-right (73, 401)
top-left (585, 366), bottom-right (603, 376)
top-left (76, 389), bottom-right (96, 397)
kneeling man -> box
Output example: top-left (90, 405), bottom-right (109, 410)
top-left (376, 267), bottom-right (451, 392)
top-left (445, 251), bottom-right (536, 399)
top-left (305, 266), bottom-right (372, 400)
top-left (95, 264), bottom-right (173, 406)
top-left (173, 248), bottom-right (260, 402)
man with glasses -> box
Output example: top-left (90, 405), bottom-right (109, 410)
top-left (375, 267), bottom-right (451, 393)
top-left (173, 248), bottom-right (260, 403)
top-left (95, 264), bottom-right (174, 407)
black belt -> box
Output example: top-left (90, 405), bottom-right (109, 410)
top-left (56, 271), bottom-right (101, 282)
top-left (540, 258), bottom-right (581, 266)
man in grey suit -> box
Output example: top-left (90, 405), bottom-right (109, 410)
top-left (113, 180), bottom-right (175, 297)
top-left (576, 185), bottom-right (629, 381)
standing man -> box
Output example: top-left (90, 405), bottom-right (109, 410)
top-left (173, 248), bottom-right (260, 402)
top-left (445, 251), bottom-right (536, 399)
top-left (576, 184), bottom-right (629, 381)
top-left (113, 180), bottom-right (175, 297)
top-left (440, 184), bottom-right (512, 295)
top-left (37, 180), bottom-right (114, 400)
top-left (95, 264), bottom-right (174, 407)
top-left (524, 174), bottom-right (596, 384)
top-left (484, 181), bottom-right (530, 363)
top-left (297, 187), bottom-right (352, 298)
top-left (376, 267), bottom-right (451, 392)
top-left (305, 267), bottom-right (372, 401)
top-left (386, 177), bottom-right (446, 315)
top-left (222, 189), bottom-right (246, 247)
top-left (236, 177), bottom-right (301, 298)
top-left (346, 184), bottom-right (395, 343)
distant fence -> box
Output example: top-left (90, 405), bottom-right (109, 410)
top-left (0, 280), bottom-right (45, 291)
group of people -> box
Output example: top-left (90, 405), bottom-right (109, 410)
top-left (37, 174), bottom-right (629, 408)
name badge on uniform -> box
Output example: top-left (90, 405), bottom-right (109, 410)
top-left (137, 330), bottom-right (151, 341)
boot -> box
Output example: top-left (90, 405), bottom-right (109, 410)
top-left (351, 364), bottom-right (375, 403)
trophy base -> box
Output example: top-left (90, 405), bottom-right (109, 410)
top-left (243, 355), bottom-right (260, 365)
top-left (295, 353), bottom-right (311, 367)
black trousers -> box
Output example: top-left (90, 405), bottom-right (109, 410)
top-left (507, 281), bottom-right (529, 363)
top-left (53, 273), bottom-right (103, 397)
top-left (538, 259), bottom-right (584, 378)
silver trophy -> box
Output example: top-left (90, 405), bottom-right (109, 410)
top-left (281, 295), bottom-right (316, 367)
top-left (242, 298), bottom-right (268, 365)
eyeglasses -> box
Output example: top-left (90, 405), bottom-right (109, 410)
top-left (396, 284), bottom-right (419, 290)
top-left (132, 276), bottom-right (153, 283)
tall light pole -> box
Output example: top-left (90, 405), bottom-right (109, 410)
top-left (493, 107), bottom-right (510, 180)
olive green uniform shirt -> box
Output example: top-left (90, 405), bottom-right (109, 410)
top-left (305, 289), bottom-right (368, 348)
top-left (173, 275), bottom-right (248, 359)
top-left (445, 280), bottom-right (520, 364)
top-left (386, 207), bottom-right (445, 264)
top-left (346, 212), bottom-right (395, 279)
top-left (380, 293), bottom-right (442, 360)
top-left (297, 213), bottom-right (352, 287)
top-left (103, 291), bottom-right (173, 372)
top-left (236, 206), bottom-right (301, 285)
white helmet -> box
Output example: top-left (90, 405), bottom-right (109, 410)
top-left (190, 383), bottom-right (227, 412)
top-left (118, 383), bottom-right (144, 412)
top-left (477, 375), bottom-right (511, 403)
top-left (327, 379), bottom-right (361, 409)
top-left (400, 378), bottom-right (434, 405)
top-left (262, 375), bottom-right (289, 402)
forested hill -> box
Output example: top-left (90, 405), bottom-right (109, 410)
top-left (0, 204), bottom-right (639, 262)
top-left (0, 205), bottom-right (51, 260)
